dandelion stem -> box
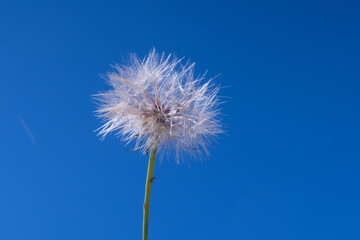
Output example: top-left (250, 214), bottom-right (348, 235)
top-left (143, 148), bottom-right (157, 240)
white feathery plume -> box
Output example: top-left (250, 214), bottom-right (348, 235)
top-left (94, 49), bottom-right (222, 161)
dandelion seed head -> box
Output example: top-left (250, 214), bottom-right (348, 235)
top-left (94, 49), bottom-right (222, 161)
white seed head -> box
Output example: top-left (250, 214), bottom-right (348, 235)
top-left (94, 49), bottom-right (222, 161)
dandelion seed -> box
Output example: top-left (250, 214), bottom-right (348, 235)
top-left (94, 49), bottom-right (222, 161)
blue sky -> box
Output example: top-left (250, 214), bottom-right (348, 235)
top-left (1, 0), bottom-right (359, 239)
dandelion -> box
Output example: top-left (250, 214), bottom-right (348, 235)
top-left (94, 49), bottom-right (222, 240)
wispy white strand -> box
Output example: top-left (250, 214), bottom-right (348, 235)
top-left (94, 49), bottom-right (222, 161)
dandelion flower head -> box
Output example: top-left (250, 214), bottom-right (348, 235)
top-left (95, 49), bottom-right (222, 161)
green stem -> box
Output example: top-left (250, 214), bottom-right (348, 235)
top-left (143, 148), bottom-right (157, 240)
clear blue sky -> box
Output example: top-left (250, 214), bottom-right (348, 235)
top-left (1, 0), bottom-right (359, 239)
